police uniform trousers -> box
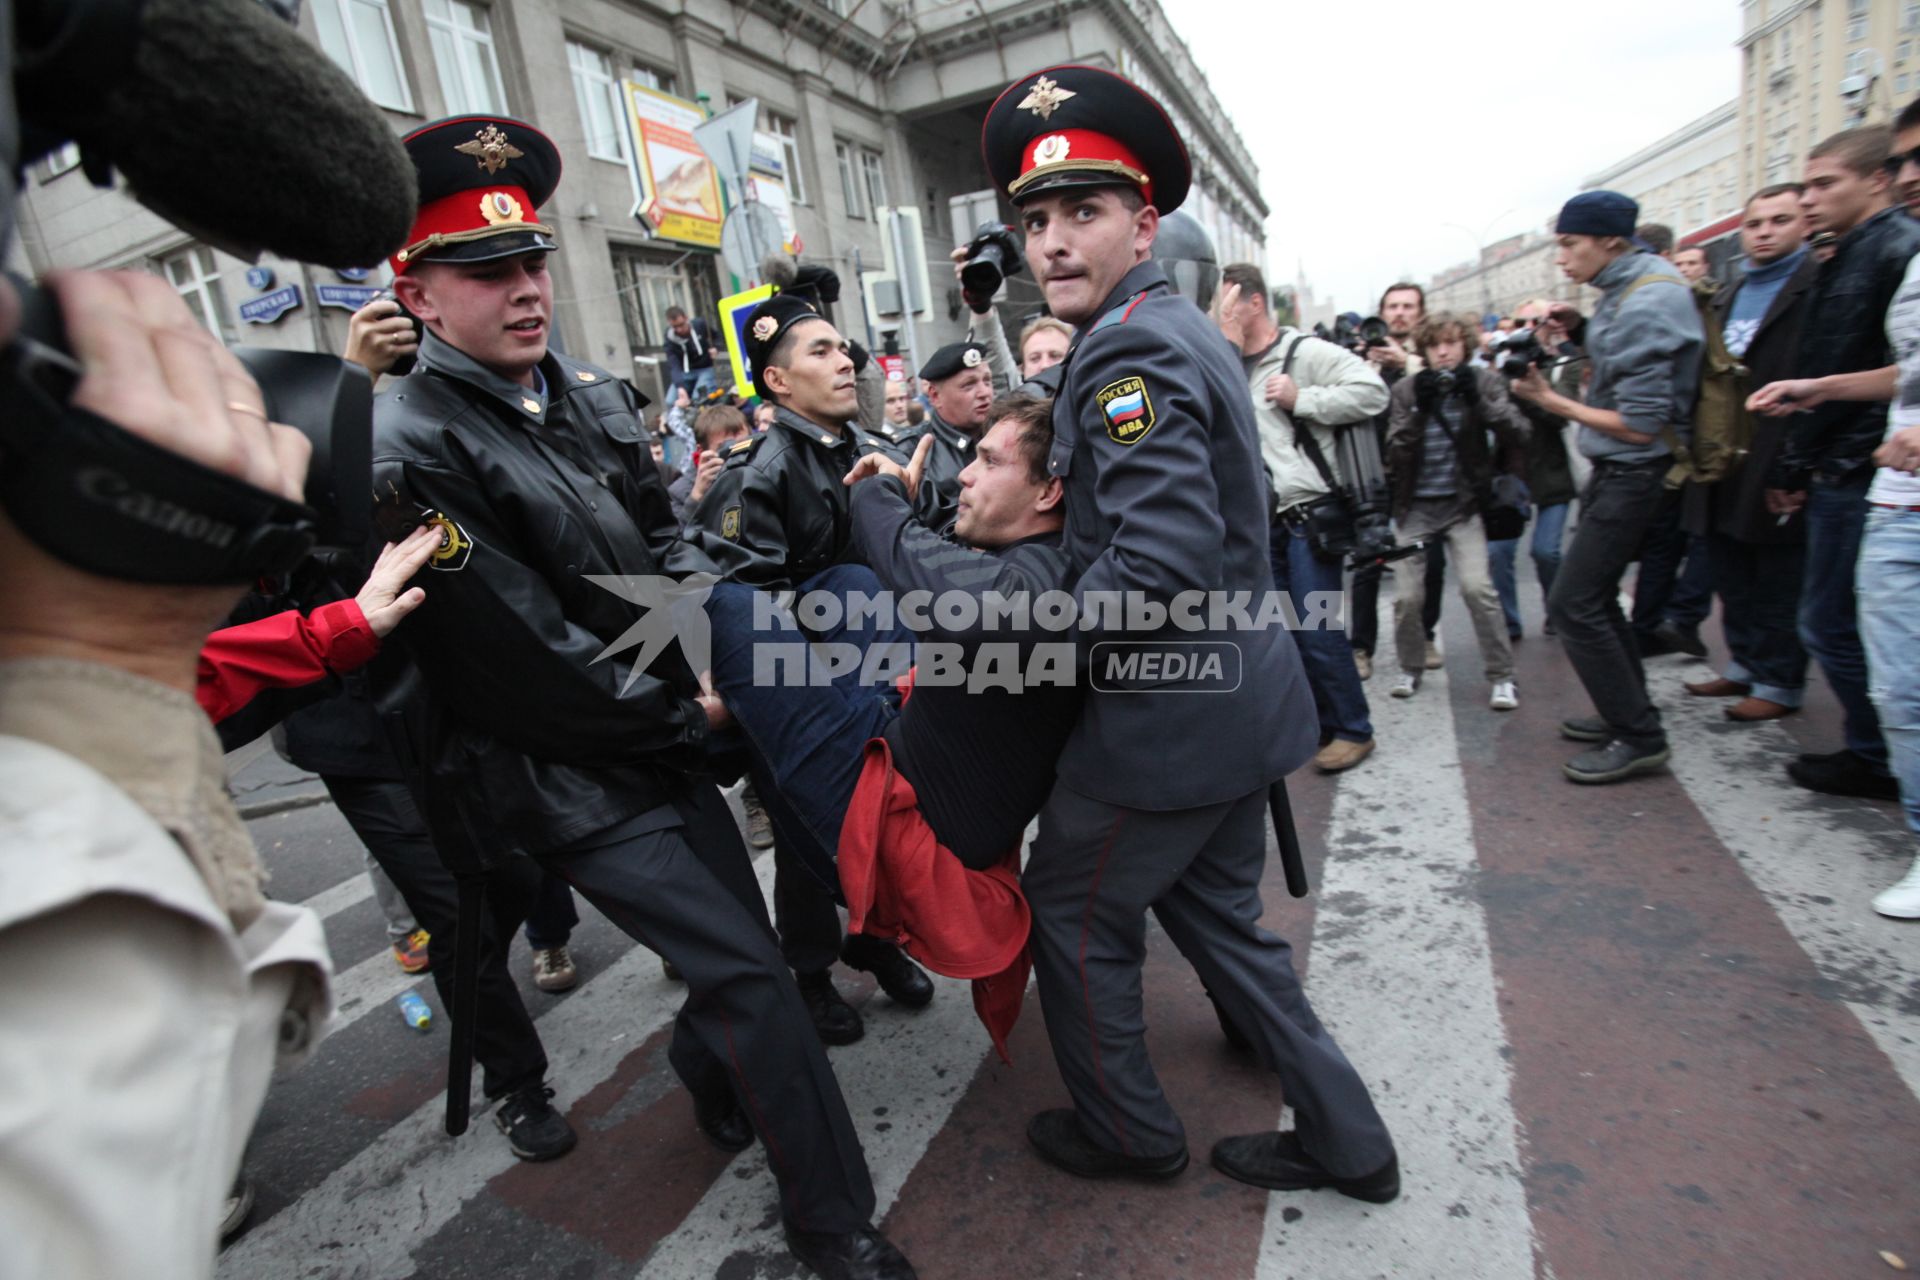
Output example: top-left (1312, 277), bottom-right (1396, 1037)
top-left (1025, 780), bottom-right (1396, 1178)
top-left (537, 781), bottom-right (876, 1233)
top-left (321, 775), bottom-right (549, 1101)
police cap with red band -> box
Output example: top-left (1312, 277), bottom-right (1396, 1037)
top-left (391, 116), bottom-right (561, 274)
top-left (982, 65), bottom-right (1190, 214)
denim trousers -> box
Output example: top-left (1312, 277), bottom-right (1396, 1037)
top-left (1858, 506), bottom-right (1920, 838)
top-left (1489, 500), bottom-right (1571, 636)
top-left (1707, 531), bottom-right (1808, 707)
top-left (1800, 475), bottom-right (1888, 768)
top-left (1547, 460), bottom-right (1670, 747)
top-left (1270, 518), bottom-right (1373, 742)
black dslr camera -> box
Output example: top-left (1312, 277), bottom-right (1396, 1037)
top-left (960, 222), bottom-right (1025, 299)
top-left (1488, 329), bottom-right (1555, 380)
top-left (1333, 313), bottom-right (1391, 357)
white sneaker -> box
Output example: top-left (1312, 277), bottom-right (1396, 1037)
top-left (1873, 856), bottom-right (1920, 919)
top-left (1490, 680), bottom-right (1518, 711)
top-left (1390, 673), bottom-right (1420, 699)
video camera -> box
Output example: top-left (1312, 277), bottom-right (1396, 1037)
top-left (959, 222), bottom-right (1025, 301)
top-left (1487, 328), bottom-right (1556, 380)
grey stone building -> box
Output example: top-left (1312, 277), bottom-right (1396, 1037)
top-left (11, 0), bottom-right (1265, 403)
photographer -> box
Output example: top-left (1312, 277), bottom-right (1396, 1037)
top-left (1384, 312), bottom-right (1530, 711)
top-left (1349, 283), bottom-right (1444, 679)
top-left (1217, 262), bottom-right (1387, 771)
top-left (1510, 191), bottom-right (1703, 785)
top-left (1491, 300), bottom-right (1582, 637)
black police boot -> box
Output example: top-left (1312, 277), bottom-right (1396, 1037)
top-left (795, 969), bottom-right (865, 1045)
top-left (784, 1224), bottom-right (918, 1280)
top-left (493, 1082), bottom-right (578, 1162)
top-left (1788, 749), bottom-right (1901, 801)
top-left (1563, 738), bottom-right (1671, 785)
top-left (1210, 1131), bottom-right (1400, 1203)
top-left (841, 935), bottom-right (934, 1009)
top-left (1026, 1109), bottom-right (1188, 1181)
top-left (691, 1081), bottom-right (754, 1153)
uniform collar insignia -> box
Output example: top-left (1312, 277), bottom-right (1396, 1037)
top-left (1019, 75), bottom-right (1076, 121)
top-left (455, 123), bottom-right (524, 175)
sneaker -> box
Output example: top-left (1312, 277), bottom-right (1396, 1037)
top-left (1873, 856), bottom-right (1920, 920)
top-left (391, 927), bottom-right (431, 975)
top-left (1563, 738), bottom-right (1671, 784)
top-left (1787, 750), bottom-right (1901, 801)
top-left (1424, 637), bottom-right (1445, 669)
top-left (1312, 738), bottom-right (1375, 772)
top-left (532, 945), bottom-right (578, 993)
top-left (1353, 650), bottom-right (1373, 681)
top-left (1389, 673), bottom-right (1420, 699)
top-left (1559, 715), bottom-right (1610, 743)
top-left (494, 1083), bottom-right (578, 1161)
top-left (1489, 681), bottom-right (1518, 711)
top-left (742, 787), bottom-right (776, 851)
top-left (796, 969), bottom-right (865, 1045)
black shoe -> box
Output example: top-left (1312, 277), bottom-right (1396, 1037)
top-left (1634, 630), bottom-right (1677, 657)
top-left (1207, 989), bottom-right (1254, 1056)
top-left (1788, 750), bottom-right (1901, 801)
top-left (692, 1084), bottom-right (754, 1153)
top-left (1652, 619), bottom-right (1708, 658)
top-left (842, 935), bottom-right (934, 1009)
top-left (1797, 747), bottom-right (1854, 766)
top-left (1026, 1108), bottom-right (1188, 1181)
top-left (494, 1082), bottom-right (578, 1161)
top-left (796, 969), bottom-right (865, 1045)
top-left (1564, 738), bottom-right (1671, 784)
top-left (1559, 715), bottom-right (1611, 743)
top-left (1210, 1131), bottom-right (1400, 1203)
top-left (785, 1225), bottom-right (918, 1280)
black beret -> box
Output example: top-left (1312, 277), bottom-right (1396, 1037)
top-left (919, 341), bottom-right (989, 382)
top-left (393, 115), bottom-right (561, 273)
top-left (982, 65), bottom-right (1190, 214)
top-left (745, 292), bottom-right (827, 399)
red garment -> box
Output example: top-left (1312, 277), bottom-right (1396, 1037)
top-left (194, 600), bottom-right (380, 724)
top-left (837, 731), bottom-right (1032, 1063)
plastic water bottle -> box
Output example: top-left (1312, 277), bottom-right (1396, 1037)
top-left (396, 989), bottom-right (432, 1031)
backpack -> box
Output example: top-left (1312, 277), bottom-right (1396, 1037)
top-left (1614, 273), bottom-right (1748, 488)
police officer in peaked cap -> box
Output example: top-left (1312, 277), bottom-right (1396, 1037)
top-left (982, 66), bottom-right (1401, 1200)
top-left (370, 114), bottom-right (918, 1280)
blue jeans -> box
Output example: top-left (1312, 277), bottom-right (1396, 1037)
top-left (672, 366), bottom-right (719, 402)
top-left (1858, 506), bottom-right (1920, 838)
top-left (1708, 531), bottom-right (1808, 707)
top-left (1270, 519), bottom-right (1373, 742)
top-left (1800, 476), bottom-right (1887, 768)
top-left (705, 566), bottom-right (913, 891)
top-left (1491, 501), bottom-right (1572, 635)
top-left (1632, 493), bottom-right (1714, 638)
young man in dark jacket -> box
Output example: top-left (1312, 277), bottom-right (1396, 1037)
top-left (1497, 298), bottom-right (1582, 636)
top-left (1763, 126), bottom-right (1919, 801)
top-left (1683, 183), bottom-right (1818, 722)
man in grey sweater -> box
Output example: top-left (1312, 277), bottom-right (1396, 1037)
top-left (1511, 190), bottom-right (1704, 784)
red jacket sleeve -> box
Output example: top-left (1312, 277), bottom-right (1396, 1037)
top-left (195, 600), bottom-right (381, 724)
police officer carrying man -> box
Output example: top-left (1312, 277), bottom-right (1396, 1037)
top-left (898, 340), bottom-right (995, 518)
top-left (689, 292), bottom-right (938, 1045)
top-left (371, 115), bottom-right (915, 1280)
top-left (982, 67), bottom-right (1401, 1200)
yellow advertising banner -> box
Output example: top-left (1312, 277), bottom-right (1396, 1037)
top-left (623, 83), bottom-right (724, 249)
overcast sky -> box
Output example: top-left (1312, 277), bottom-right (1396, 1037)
top-left (1175, 1), bottom-right (1742, 314)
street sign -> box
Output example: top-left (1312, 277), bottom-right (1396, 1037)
top-left (316, 283), bottom-right (383, 311)
top-left (691, 100), bottom-right (759, 198)
top-left (239, 285), bottom-right (302, 325)
top-left (718, 201), bottom-right (786, 283)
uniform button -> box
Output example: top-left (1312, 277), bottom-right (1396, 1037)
top-left (589, 501), bottom-right (599, 511)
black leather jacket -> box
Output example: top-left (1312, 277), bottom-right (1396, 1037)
top-left (685, 406), bottom-right (903, 589)
top-left (893, 408), bottom-right (975, 526)
top-left (1774, 206), bottom-right (1920, 487)
top-left (369, 332), bottom-right (718, 855)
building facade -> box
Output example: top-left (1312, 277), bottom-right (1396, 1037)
top-left (11, 0), bottom-right (1266, 404)
top-left (1740, 0), bottom-right (1920, 194)
top-left (1424, 230), bottom-right (1582, 321)
top-left (1583, 101), bottom-right (1741, 240)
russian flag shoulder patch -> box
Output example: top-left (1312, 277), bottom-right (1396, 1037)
top-left (1096, 376), bottom-right (1155, 445)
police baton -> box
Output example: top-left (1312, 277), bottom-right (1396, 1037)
top-left (1268, 779), bottom-right (1310, 898)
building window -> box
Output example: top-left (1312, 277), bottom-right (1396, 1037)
top-left (1778, 29), bottom-right (1792, 64)
top-left (767, 113), bottom-right (807, 205)
top-left (611, 245), bottom-right (720, 364)
top-left (310, 0), bottom-right (413, 112)
top-left (859, 148), bottom-right (887, 215)
top-left (1849, 0), bottom-right (1870, 42)
top-left (835, 140), bottom-right (865, 218)
top-left (567, 41), bottom-right (628, 163)
top-left (629, 63), bottom-right (675, 96)
top-left (1847, 49), bottom-right (1871, 76)
top-left (424, 0), bottom-right (506, 115)
top-left (160, 246), bottom-right (235, 344)
top-left (1907, 1), bottom-right (1920, 32)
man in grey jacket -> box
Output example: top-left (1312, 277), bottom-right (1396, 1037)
top-left (1512, 190), bottom-right (1704, 784)
top-left (1217, 262), bottom-right (1388, 771)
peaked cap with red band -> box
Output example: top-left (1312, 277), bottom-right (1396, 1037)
top-left (981, 65), bottom-right (1190, 213)
top-left (391, 116), bottom-right (562, 275)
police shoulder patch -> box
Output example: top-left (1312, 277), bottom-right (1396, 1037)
top-left (1096, 376), bottom-right (1155, 445)
top-left (721, 506), bottom-right (742, 540)
top-left (424, 511), bottom-right (473, 571)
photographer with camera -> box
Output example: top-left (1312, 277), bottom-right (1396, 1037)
top-left (1384, 312), bottom-right (1530, 711)
top-left (1487, 302), bottom-right (1581, 637)
top-left (1349, 283), bottom-right (1445, 680)
top-left (1510, 191), bottom-right (1704, 784)
top-left (952, 224), bottom-right (1027, 392)
top-left (1217, 262), bottom-right (1387, 772)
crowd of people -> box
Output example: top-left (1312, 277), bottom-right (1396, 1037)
top-left (4, 21), bottom-right (1920, 1280)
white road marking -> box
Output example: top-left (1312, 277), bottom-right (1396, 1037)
top-left (1254, 665), bottom-right (1538, 1279)
top-left (297, 871), bottom-right (374, 924)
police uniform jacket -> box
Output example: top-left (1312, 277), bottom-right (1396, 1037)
top-left (369, 332), bottom-right (717, 855)
top-left (1050, 261), bottom-right (1317, 811)
top-left (895, 408), bottom-right (975, 526)
top-left (687, 406), bottom-right (904, 589)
